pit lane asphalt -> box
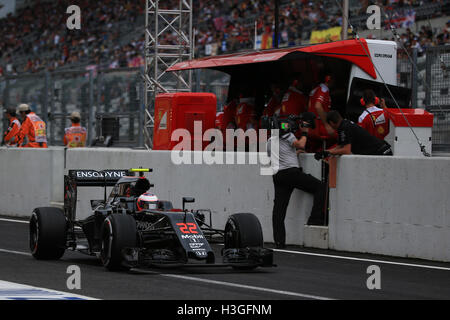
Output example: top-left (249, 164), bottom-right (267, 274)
top-left (1, 217), bottom-right (450, 300)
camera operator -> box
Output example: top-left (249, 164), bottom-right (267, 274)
top-left (325, 111), bottom-right (393, 156)
top-left (267, 114), bottom-right (326, 249)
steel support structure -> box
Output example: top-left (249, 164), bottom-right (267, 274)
top-left (143, 0), bottom-right (193, 149)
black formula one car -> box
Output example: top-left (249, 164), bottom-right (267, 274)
top-left (29, 169), bottom-right (274, 271)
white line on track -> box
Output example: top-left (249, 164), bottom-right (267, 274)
top-left (0, 247), bottom-right (332, 300)
top-left (273, 249), bottom-right (450, 272)
top-left (2, 217), bottom-right (450, 271)
top-left (0, 249), bottom-right (31, 256)
top-left (0, 218), bottom-right (28, 224)
top-left (137, 270), bottom-right (334, 300)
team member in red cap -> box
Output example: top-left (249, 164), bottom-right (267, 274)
top-left (235, 95), bottom-right (257, 131)
top-left (275, 77), bottom-right (308, 117)
top-left (262, 83), bottom-right (283, 118)
top-left (218, 99), bottom-right (238, 150)
top-left (234, 94), bottom-right (258, 150)
top-left (358, 89), bottom-right (390, 140)
top-left (307, 71), bottom-right (336, 151)
top-left (221, 99), bottom-right (238, 132)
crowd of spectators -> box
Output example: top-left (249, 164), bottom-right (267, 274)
top-left (0, 0), bottom-right (448, 77)
top-left (0, 0), bottom-right (145, 76)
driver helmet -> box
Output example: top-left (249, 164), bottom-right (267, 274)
top-left (136, 192), bottom-right (158, 211)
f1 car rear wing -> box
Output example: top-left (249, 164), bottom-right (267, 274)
top-left (68, 169), bottom-right (132, 187)
top-left (64, 169), bottom-right (152, 221)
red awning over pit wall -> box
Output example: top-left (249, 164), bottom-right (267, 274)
top-left (168, 39), bottom-right (377, 79)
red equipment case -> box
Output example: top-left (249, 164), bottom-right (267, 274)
top-left (153, 93), bottom-right (217, 150)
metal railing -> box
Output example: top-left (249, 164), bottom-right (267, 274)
top-left (1, 67), bottom-right (145, 148)
top-left (0, 67), bottom-right (229, 148)
top-left (425, 45), bottom-right (450, 153)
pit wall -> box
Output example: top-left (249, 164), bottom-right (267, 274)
top-left (0, 147), bottom-right (449, 262)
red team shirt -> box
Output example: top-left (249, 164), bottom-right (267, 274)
top-left (307, 83), bottom-right (333, 139)
top-left (222, 100), bottom-right (238, 130)
top-left (235, 98), bottom-right (257, 130)
top-left (262, 96), bottom-right (280, 117)
top-left (358, 106), bottom-right (390, 140)
top-left (274, 87), bottom-right (308, 116)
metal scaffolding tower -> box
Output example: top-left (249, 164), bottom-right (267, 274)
top-left (143, 0), bottom-right (193, 149)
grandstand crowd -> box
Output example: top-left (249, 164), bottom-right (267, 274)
top-left (0, 0), bottom-right (448, 76)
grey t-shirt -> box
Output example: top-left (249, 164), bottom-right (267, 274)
top-left (267, 133), bottom-right (300, 174)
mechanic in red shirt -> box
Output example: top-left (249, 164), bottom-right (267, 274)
top-left (2, 108), bottom-right (21, 147)
top-left (235, 95), bottom-right (257, 131)
top-left (307, 71), bottom-right (336, 151)
top-left (234, 94), bottom-right (259, 151)
top-left (274, 77), bottom-right (308, 117)
top-left (262, 83), bottom-right (283, 118)
top-left (221, 99), bottom-right (238, 132)
top-left (219, 99), bottom-right (238, 150)
top-left (358, 89), bottom-right (390, 140)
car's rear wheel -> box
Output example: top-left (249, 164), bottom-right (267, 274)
top-left (29, 207), bottom-right (67, 260)
top-left (100, 214), bottom-right (137, 271)
top-left (224, 213), bottom-right (264, 270)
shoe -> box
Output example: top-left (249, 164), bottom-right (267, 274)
top-left (306, 218), bottom-right (325, 226)
top-left (275, 243), bottom-right (286, 249)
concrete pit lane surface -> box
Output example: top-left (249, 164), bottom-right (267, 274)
top-left (0, 217), bottom-right (449, 300)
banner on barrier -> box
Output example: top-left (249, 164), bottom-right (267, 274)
top-left (310, 27), bottom-right (343, 44)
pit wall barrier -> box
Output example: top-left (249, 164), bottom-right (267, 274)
top-left (0, 147), bottom-right (449, 262)
top-left (329, 155), bottom-right (450, 262)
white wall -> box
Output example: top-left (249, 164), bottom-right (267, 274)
top-left (0, 147), bottom-right (64, 217)
top-left (329, 155), bottom-right (450, 262)
top-left (1, 146), bottom-right (449, 262)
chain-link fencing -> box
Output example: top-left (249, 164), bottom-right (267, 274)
top-left (425, 45), bottom-right (450, 153)
top-left (1, 68), bottom-right (145, 148)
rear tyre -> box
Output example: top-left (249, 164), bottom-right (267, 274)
top-left (100, 214), bottom-right (137, 271)
top-left (224, 213), bottom-right (264, 270)
top-left (29, 207), bottom-right (67, 260)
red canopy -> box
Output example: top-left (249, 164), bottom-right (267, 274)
top-left (168, 39), bottom-right (377, 79)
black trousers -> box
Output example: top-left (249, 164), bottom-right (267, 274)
top-left (272, 167), bottom-right (326, 245)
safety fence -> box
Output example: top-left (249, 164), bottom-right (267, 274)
top-left (0, 67), bottom-right (230, 148)
top-left (425, 45), bottom-right (450, 153)
top-left (395, 45), bottom-right (450, 154)
top-left (0, 68), bottom-right (144, 148)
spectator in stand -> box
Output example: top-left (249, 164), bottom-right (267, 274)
top-left (0, 0), bottom-right (447, 76)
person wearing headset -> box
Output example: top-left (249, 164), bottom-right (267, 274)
top-left (358, 89), bottom-right (390, 140)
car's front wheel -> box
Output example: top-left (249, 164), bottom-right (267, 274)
top-left (224, 213), bottom-right (264, 270)
top-left (100, 214), bottom-right (137, 271)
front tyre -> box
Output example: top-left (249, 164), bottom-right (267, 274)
top-left (100, 214), bottom-right (137, 271)
top-left (224, 213), bottom-right (264, 249)
top-left (29, 207), bottom-right (67, 260)
top-left (224, 213), bottom-right (264, 270)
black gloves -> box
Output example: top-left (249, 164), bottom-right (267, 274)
top-left (314, 150), bottom-right (330, 161)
